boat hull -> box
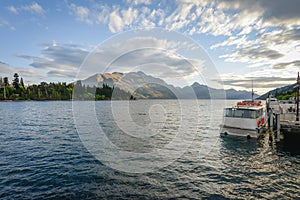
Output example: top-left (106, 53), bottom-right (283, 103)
top-left (220, 126), bottom-right (260, 138)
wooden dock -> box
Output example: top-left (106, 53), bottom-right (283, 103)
top-left (268, 72), bottom-right (300, 142)
top-left (280, 121), bottom-right (300, 141)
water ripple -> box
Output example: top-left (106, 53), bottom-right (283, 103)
top-left (0, 101), bottom-right (299, 199)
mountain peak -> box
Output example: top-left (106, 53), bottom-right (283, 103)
top-left (191, 82), bottom-right (206, 88)
top-left (136, 71), bottom-right (146, 75)
top-left (191, 82), bottom-right (200, 87)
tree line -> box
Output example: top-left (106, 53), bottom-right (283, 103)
top-left (0, 73), bottom-right (134, 101)
top-left (274, 90), bottom-right (296, 101)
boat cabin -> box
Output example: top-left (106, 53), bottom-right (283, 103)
top-left (224, 107), bottom-right (263, 119)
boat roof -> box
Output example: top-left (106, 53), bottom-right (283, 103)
top-left (226, 100), bottom-right (264, 110)
top-left (226, 106), bottom-right (263, 111)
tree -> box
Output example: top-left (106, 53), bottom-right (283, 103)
top-left (3, 77), bottom-right (9, 86)
top-left (0, 74), bottom-right (131, 101)
top-left (20, 77), bottom-right (24, 88)
top-left (13, 73), bottom-right (20, 91)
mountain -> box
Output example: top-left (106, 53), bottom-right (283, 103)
top-left (258, 83), bottom-right (296, 100)
top-left (82, 72), bottom-right (124, 87)
top-left (80, 71), bottom-right (258, 99)
top-left (188, 82), bottom-right (259, 99)
top-left (225, 88), bottom-right (259, 100)
top-left (81, 71), bottom-right (177, 99)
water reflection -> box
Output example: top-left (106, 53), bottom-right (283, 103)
top-left (220, 135), bottom-right (259, 154)
top-left (218, 134), bottom-right (300, 199)
top-left (1, 101), bottom-right (299, 199)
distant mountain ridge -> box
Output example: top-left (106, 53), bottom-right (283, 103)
top-left (80, 71), bottom-right (258, 99)
top-left (258, 83), bottom-right (296, 100)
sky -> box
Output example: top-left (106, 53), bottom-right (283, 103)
top-left (0, 0), bottom-right (300, 95)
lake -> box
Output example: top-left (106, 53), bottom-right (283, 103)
top-left (0, 100), bottom-right (299, 199)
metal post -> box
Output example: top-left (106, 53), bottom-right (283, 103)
top-left (296, 72), bottom-right (300, 121)
top-left (266, 96), bottom-right (270, 126)
top-left (269, 109), bottom-right (273, 132)
top-left (276, 113), bottom-right (280, 141)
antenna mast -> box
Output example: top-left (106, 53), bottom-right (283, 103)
top-left (296, 72), bottom-right (300, 121)
top-left (251, 77), bottom-right (254, 102)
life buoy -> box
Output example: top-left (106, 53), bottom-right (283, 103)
top-left (257, 120), bottom-right (261, 127)
top-left (261, 116), bottom-right (265, 124)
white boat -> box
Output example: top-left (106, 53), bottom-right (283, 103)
top-left (220, 101), bottom-right (266, 138)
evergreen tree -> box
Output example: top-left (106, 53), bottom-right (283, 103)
top-left (20, 77), bottom-right (24, 87)
top-left (13, 73), bottom-right (20, 91)
top-left (3, 77), bottom-right (9, 86)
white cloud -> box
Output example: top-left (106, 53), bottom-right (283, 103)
top-left (121, 7), bottom-right (138, 26)
top-left (69, 4), bottom-right (92, 24)
top-left (201, 1), bottom-right (300, 94)
top-left (197, 7), bottom-right (233, 36)
top-left (22, 2), bottom-right (45, 15)
top-left (109, 11), bottom-right (124, 33)
top-left (6, 2), bottom-right (45, 15)
top-left (13, 38), bottom-right (202, 82)
top-left (211, 35), bottom-right (252, 49)
top-left (16, 43), bottom-right (90, 80)
top-left (273, 60), bottom-right (300, 70)
top-left (65, 0), bottom-right (300, 39)
top-left (219, 73), bottom-right (296, 95)
top-left (0, 61), bottom-right (46, 84)
top-left (7, 6), bottom-right (18, 14)
top-left (96, 5), bottom-right (110, 24)
top-left (47, 70), bottom-right (77, 78)
top-left (0, 18), bottom-right (16, 31)
top-left (165, 3), bottom-right (194, 24)
top-left (217, 27), bottom-right (300, 77)
top-left (124, 0), bottom-right (151, 5)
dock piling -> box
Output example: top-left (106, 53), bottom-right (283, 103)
top-left (275, 113), bottom-right (280, 141)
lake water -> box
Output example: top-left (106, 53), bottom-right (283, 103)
top-left (0, 100), bottom-right (299, 199)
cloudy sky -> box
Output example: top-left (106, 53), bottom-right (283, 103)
top-left (0, 0), bottom-right (300, 94)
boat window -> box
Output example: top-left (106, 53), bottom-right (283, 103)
top-left (224, 108), bottom-right (233, 117)
top-left (233, 109), bottom-right (246, 118)
top-left (225, 108), bottom-right (262, 119)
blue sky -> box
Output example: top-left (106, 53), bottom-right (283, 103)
top-left (0, 0), bottom-right (300, 94)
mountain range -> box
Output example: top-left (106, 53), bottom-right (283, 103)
top-left (80, 71), bottom-right (259, 99)
top-left (258, 83), bottom-right (296, 99)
